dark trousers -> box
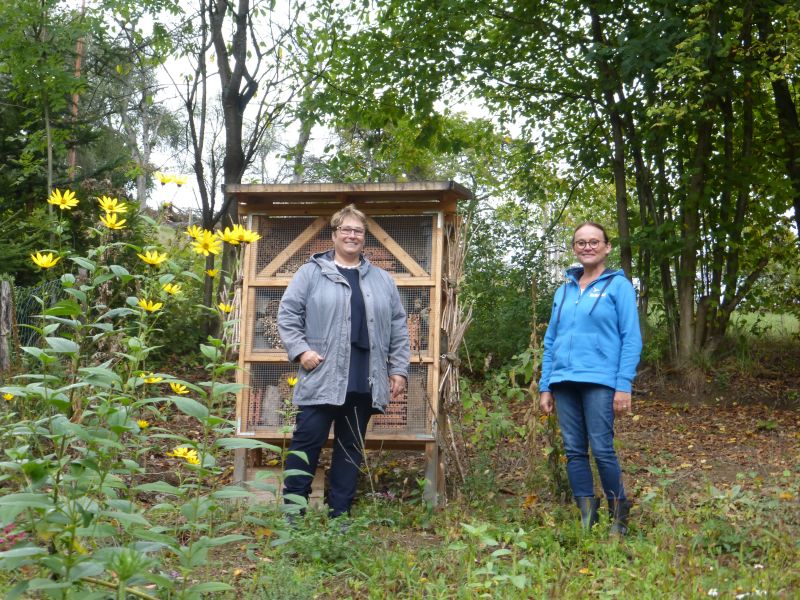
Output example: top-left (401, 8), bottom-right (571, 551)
top-left (282, 392), bottom-right (373, 517)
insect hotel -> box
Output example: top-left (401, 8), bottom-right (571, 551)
top-left (228, 181), bottom-right (472, 504)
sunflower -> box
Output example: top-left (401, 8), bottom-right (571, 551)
top-left (47, 189), bottom-right (79, 210)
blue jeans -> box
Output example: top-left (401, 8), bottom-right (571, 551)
top-left (283, 392), bottom-right (373, 517)
top-left (552, 382), bottom-right (625, 500)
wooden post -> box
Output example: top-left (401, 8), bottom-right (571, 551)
top-left (0, 280), bottom-right (14, 374)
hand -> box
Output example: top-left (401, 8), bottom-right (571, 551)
top-left (613, 391), bottom-right (632, 416)
top-left (299, 350), bottom-right (324, 371)
top-left (539, 391), bottom-right (554, 415)
top-left (389, 375), bottom-right (407, 402)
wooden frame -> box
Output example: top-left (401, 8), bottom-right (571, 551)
top-left (230, 182), bottom-right (471, 505)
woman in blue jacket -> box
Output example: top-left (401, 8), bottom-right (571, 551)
top-left (539, 222), bottom-right (642, 535)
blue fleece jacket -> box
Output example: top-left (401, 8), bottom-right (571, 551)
top-left (539, 267), bottom-right (642, 393)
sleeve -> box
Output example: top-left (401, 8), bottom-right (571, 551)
top-left (386, 274), bottom-right (410, 379)
top-left (277, 265), bottom-right (313, 362)
top-left (538, 285), bottom-right (563, 393)
top-left (614, 278), bottom-right (643, 392)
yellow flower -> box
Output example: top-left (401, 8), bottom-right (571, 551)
top-left (99, 213), bottom-right (127, 230)
top-left (47, 188), bottom-right (79, 210)
top-left (232, 224), bottom-right (261, 244)
top-left (141, 372), bottom-right (163, 384)
top-left (287, 376), bottom-right (298, 388)
top-left (169, 382), bottom-right (189, 395)
top-left (137, 250), bottom-right (168, 266)
top-left (216, 227), bottom-right (240, 245)
top-left (167, 446), bottom-right (200, 465)
top-left (172, 175), bottom-right (188, 187)
top-left (191, 230), bottom-right (222, 256)
top-left (137, 419), bottom-right (150, 429)
top-left (162, 283), bottom-right (181, 295)
top-left (31, 252), bottom-right (61, 269)
top-left (217, 302), bottom-right (233, 314)
top-left (186, 225), bottom-right (204, 240)
top-left (154, 171), bottom-right (173, 185)
top-left (205, 268), bottom-right (219, 278)
top-left (137, 298), bottom-right (163, 313)
top-left (97, 195), bottom-right (127, 213)
top-left (3, 393), bottom-right (13, 401)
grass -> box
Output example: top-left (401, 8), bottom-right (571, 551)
top-left (219, 478), bottom-right (798, 599)
top-left (728, 311), bottom-right (799, 338)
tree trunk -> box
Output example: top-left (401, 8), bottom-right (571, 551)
top-left (755, 5), bottom-right (800, 248)
top-left (0, 280), bottom-right (14, 373)
top-left (589, 5), bottom-right (633, 278)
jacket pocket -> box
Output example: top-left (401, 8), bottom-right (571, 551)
top-left (552, 336), bottom-right (569, 371)
top-left (307, 336), bottom-right (328, 357)
top-left (571, 333), bottom-right (601, 371)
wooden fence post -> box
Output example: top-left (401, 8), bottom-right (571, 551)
top-left (0, 280), bottom-right (14, 374)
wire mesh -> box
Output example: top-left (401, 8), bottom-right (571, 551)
top-left (253, 216), bottom-right (318, 277)
top-left (400, 287), bottom-right (431, 357)
top-left (248, 288), bottom-right (286, 352)
top-left (371, 363), bottom-right (430, 434)
top-left (243, 362), bottom-right (299, 429)
top-left (245, 286), bottom-right (430, 357)
top-left (14, 280), bottom-right (62, 347)
top-left (372, 215), bottom-right (433, 273)
top-left (251, 215), bottom-right (434, 278)
top-left (244, 362), bottom-right (430, 436)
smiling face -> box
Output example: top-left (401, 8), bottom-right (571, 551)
top-left (572, 224), bottom-right (611, 270)
top-left (332, 215), bottom-right (367, 264)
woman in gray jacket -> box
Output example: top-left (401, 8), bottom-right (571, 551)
top-left (277, 204), bottom-right (410, 519)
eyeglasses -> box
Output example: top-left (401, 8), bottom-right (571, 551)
top-left (573, 239), bottom-right (605, 249)
top-left (337, 226), bottom-right (366, 237)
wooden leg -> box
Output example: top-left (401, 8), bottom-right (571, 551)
top-left (233, 447), bottom-right (264, 483)
top-left (424, 441), bottom-right (439, 506)
top-left (233, 448), bottom-right (247, 483)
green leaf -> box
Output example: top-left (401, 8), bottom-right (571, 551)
top-left (100, 307), bottom-right (138, 319)
top-left (200, 534), bottom-right (250, 547)
top-left (172, 397), bottom-right (209, 419)
top-left (211, 487), bottom-right (254, 499)
top-left (78, 366), bottom-right (122, 388)
top-left (110, 264), bottom-right (130, 278)
top-left (207, 382), bottom-right (245, 397)
top-left (69, 256), bottom-right (97, 271)
top-left (200, 344), bottom-right (221, 362)
top-left (134, 481), bottom-right (184, 495)
top-left (20, 347), bottom-right (56, 364)
top-left (43, 299), bottom-right (82, 317)
top-left (92, 273), bottom-right (116, 286)
top-left (99, 510), bottom-right (151, 528)
top-left (45, 337), bottom-right (80, 353)
top-left (0, 492), bottom-right (53, 509)
top-left (182, 270), bottom-right (203, 283)
top-left (0, 547), bottom-right (48, 559)
top-left (27, 578), bottom-right (71, 591)
top-left (63, 288), bottom-right (88, 303)
top-left (186, 582), bottom-right (234, 594)
top-left (215, 438), bottom-right (280, 452)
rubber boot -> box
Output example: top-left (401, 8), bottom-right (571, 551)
top-left (575, 496), bottom-right (600, 530)
top-left (608, 498), bottom-right (632, 536)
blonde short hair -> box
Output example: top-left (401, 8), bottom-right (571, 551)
top-left (330, 204), bottom-right (367, 230)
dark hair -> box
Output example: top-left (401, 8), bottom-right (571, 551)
top-left (572, 221), bottom-right (609, 243)
top-left (331, 204), bottom-right (368, 230)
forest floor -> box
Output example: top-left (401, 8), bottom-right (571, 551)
top-left (202, 340), bottom-right (800, 599)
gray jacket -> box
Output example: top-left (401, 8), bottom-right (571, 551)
top-left (277, 250), bottom-right (410, 412)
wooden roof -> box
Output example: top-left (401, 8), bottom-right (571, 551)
top-left (227, 181), bottom-right (472, 214)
